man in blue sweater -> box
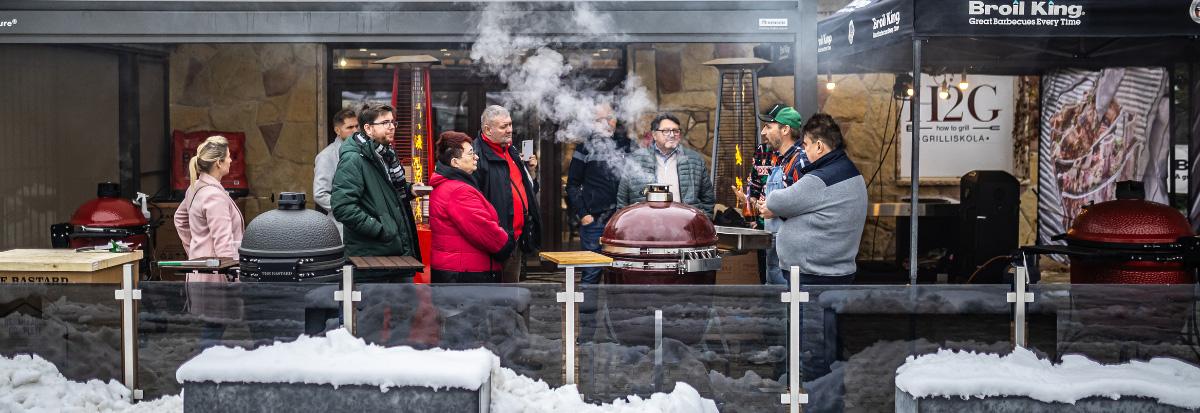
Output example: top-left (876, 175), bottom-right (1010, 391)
top-left (759, 113), bottom-right (867, 285)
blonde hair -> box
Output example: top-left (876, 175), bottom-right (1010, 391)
top-left (188, 135), bottom-right (229, 184)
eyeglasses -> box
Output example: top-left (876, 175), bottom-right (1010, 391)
top-left (368, 120), bottom-right (399, 127)
top-left (655, 129), bottom-right (682, 137)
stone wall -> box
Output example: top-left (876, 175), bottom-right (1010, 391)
top-left (169, 44), bottom-right (325, 220)
top-left (820, 73), bottom-right (1040, 261)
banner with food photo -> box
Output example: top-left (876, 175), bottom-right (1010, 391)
top-left (1038, 67), bottom-right (1171, 250)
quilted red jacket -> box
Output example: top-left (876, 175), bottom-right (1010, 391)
top-left (429, 170), bottom-right (509, 272)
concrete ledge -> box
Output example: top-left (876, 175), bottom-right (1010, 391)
top-left (896, 387), bottom-right (1195, 413)
top-left (184, 379), bottom-right (489, 413)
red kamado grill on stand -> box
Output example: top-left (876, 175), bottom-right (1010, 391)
top-left (51, 182), bottom-right (149, 250)
top-left (1023, 181), bottom-right (1200, 284)
top-left (600, 184), bottom-right (723, 284)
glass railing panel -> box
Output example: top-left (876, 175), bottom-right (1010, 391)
top-left (577, 284), bottom-right (788, 413)
top-left (137, 281), bottom-right (338, 398)
top-left (0, 284), bottom-right (123, 383)
top-left (356, 283), bottom-right (565, 388)
top-left (802, 284), bottom-right (1017, 412)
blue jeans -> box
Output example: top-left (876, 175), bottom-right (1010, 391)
top-left (766, 237), bottom-right (786, 285)
top-left (579, 213), bottom-right (609, 284)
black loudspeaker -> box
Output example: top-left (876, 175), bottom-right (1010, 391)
top-left (955, 171), bottom-right (1020, 283)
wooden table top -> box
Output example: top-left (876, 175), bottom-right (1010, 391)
top-left (349, 256), bottom-right (425, 270)
top-left (539, 251), bottom-right (613, 267)
top-left (0, 249), bottom-right (144, 272)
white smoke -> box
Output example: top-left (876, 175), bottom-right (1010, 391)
top-left (470, 2), bottom-right (657, 187)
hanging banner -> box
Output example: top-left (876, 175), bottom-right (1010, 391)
top-left (898, 74), bottom-right (1016, 180)
top-left (1037, 67), bottom-right (1171, 248)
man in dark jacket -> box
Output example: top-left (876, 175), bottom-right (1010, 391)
top-left (473, 105), bottom-right (541, 283)
top-left (332, 102), bottom-right (421, 281)
top-left (566, 103), bottom-right (631, 284)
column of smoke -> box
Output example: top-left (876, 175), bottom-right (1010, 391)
top-left (470, 2), bottom-right (656, 183)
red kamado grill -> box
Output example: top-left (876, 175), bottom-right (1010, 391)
top-left (600, 184), bottom-right (722, 284)
top-left (1026, 181), bottom-right (1199, 284)
top-left (51, 182), bottom-right (149, 250)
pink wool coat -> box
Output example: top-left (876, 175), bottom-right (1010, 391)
top-left (174, 174), bottom-right (245, 260)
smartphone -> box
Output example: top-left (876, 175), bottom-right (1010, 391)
top-left (521, 140), bottom-right (534, 160)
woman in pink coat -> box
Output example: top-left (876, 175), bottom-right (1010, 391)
top-left (173, 135), bottom-right (245, 344)
top-left (174, 135), bottom-right (245, 261)
top-left (429, 131), bottom-right (514, 283)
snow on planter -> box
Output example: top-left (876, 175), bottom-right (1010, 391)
top-left (0, 353), bottom-right (181, 412)
top-left (177, 328), bottom-right (719, 413)
top-left (895, 347), bottom-right (1200, 411)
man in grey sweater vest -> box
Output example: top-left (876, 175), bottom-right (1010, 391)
top-left (760, 113), bottom-right (867, 284)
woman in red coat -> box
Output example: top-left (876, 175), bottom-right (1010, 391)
top-left (430, 131), bottom-right (515, 283)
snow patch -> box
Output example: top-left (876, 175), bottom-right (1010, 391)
top-left (176, 328), bottom-right (494, 391)
top-left (896, 346), bottom-right (1200, 409)
top-left (490, 365), bottom-right (718, 413)
top-left (0, 353), bottom-right (181, 413)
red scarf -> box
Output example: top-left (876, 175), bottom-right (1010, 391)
top-left (483, 133), bottom-right (528, 239)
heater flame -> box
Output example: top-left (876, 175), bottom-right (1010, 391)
top-left (734, 144), bottom-right (743, 165)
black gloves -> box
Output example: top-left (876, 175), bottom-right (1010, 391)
top-left (492, 231), bottom-right (517, 263)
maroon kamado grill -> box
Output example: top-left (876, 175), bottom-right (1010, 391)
top-left (600, 184), bottom-right (722, 284)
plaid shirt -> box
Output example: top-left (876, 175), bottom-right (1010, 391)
top-left (747, 142), bottom-right (808, 199)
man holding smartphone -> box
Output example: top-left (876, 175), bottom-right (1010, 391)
top-left (473, 105), bottom-right (541, 283)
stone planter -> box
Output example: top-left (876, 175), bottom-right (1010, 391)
top-left (183, 379), bottom-right (490, 413)
top-left (895, 387), bottom-right (1195, 413)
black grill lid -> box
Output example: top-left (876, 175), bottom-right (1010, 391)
top-left (239, 192), bottom-right (344, 258)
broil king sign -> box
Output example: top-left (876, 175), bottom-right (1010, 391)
top-left (967, 0), bottom-right (1086, 27)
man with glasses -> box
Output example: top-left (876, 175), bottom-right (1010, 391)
top-left (758, 113), bottom-right (867, 285)
top-left (617, 112), bottom-right (715, 216)
top-left (313, 108), bottom-right (359, 237)
top-left (332, 103), bottom-right (422, 281)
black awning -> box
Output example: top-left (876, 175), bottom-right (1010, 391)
top-left (818, 0), bottom-right (1200, 74)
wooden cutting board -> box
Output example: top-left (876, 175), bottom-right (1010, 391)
top-left (0, 249), bottom-right (144, 272)
top-left (538, 251), bottom-right (612, 266)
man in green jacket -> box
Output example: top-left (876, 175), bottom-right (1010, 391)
top-left (616, 112), bottom-right (716, 216)
top-left (331, 103), bottom-right (421, 280)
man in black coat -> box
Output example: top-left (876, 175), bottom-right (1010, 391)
top-left (473, 105), bottom-right (541, 283)
top-left (566, 103), bottom-right (631, 284)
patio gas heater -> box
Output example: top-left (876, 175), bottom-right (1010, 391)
top-left (375, 54), bottom-right (439, 281)
top-left (704, 58), bottom-right (770, 216)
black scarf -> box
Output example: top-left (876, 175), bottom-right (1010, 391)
top-left (435, 162), bottom-right (478, 189)
top-left (354, 131), bottom-right (412, 201)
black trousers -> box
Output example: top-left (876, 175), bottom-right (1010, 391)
top-left (430, 269), bottom-right (500, 284)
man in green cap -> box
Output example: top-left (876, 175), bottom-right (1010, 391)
top-left (743, 103), bottom-right (810, 285)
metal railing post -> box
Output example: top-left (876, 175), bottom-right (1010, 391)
top-left (1008, 265), bottom-right (1035, 347)
top-left (780, 265), bottom-right (808, 411)
top-left (113, 263), bottom-right (142, 400)
top-left (333, 265), bottom-right (361, 335)
top-left (557, 265), bottom-right (584, 385)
